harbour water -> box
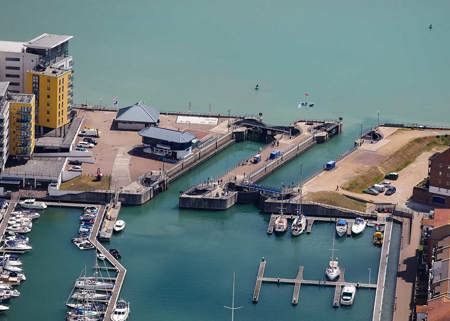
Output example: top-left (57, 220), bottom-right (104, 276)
top-left (1, 0), bottom-right (450, 320)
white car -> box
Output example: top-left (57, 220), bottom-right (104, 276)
top-left (69, 165), bottom-right (83, 172)
top-left (77, 142), bottom-right (94, 148)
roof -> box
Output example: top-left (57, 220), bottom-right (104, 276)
top-left (139, 127), bottom-right (196, 144)
top-left (25, 33), bottom-right (73, 50)
top-left (424, 298), bottom-right (450, 321)
top-left (424, 209), bottom-right (450, 228)
top-left (8, 93), bottom-right (34, 104)
top-left (116, 101), bottom-right (159, 124)
top-left (0, 41), bottom-right (25, 53)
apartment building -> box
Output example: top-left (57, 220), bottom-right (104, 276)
top-left (8, 93), bottom-right (35, 159)
top-left (0, 33), bottom-right (73, 133)
top-left (0, 82), bottom-right (10, 171)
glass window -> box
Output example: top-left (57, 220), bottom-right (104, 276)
top-left (5, 57), bottom-right (20, 62)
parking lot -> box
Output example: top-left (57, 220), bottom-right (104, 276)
top-left (303, 126), bottom-right (450, 208)
top-left (71, 109), bottom-right (232, 189)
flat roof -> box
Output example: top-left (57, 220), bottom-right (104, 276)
top-left (8, 93), bottom-right (34, 104)
top-left (424, 209), bottom-right (450, 228)
top-left (0, 157), bottom-right (66, 180)
top-left (0, 41), bottom-right (25, 53)
top-left (25, 33), bottom-right (73, 50)
top-left (32, 66), bottom-right (71, 77)
top-left (139, 127), bottom-right (196, 144)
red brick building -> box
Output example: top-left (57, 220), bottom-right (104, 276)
top-left (413, 147), bottom-right (450, 207)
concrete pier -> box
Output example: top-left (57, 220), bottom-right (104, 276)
top-left (252, 259), bottom-right (267, 302)
top-left (0, 196), bottom-right (18, 239)
top-left (99, 202), bottom-right (122, 241)
top-left (292, 266), bottom-right (304, 305)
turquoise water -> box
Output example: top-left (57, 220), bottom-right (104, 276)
top-left (1, 1), bottom-right (450, 320)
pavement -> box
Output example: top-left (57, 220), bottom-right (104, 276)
top-left (393, 213), bottom-right (423, 321)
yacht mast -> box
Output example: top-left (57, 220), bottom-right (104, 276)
top-left (224, 272), bottom-right (242, 321)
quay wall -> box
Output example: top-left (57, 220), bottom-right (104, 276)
top-left (179, 192), bottom-right (238, 210)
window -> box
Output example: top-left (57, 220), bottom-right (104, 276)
top-left (5, 74), bottom-right (19, 78)
top-left (5, 57), bottom-right (20, 62)
top-left (5, 66), bottom-right (20, 70)
top-left (47, 95), bottom-right (50, 99)
top-left (46, 118), bottom-right (50, 123)
top-left (9, 82), bottom-right (20, 86)
top-left (46, 111), bottom-right (50, 115)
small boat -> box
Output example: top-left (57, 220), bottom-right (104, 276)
top-left (274, 215), bottom-right (288, 233)
top-left (325, 259), bottom-right (341, 281)
top-left (351, 217), bottom-right (367, 235)
top-left (72, 238), bottom-right (94, 250)
top-left (113, 220), bottom-right (126, 233)
top-left (0, 305), bottom-right (9, 312)
top-left (340, 285), bottom-right (356, 305)
top-left (75, 279), bottom-right (114, 290)
top-left (12, 210), bottom-right (40, 220)
top-left (0, 289), bottom-right (20, 298)
top-left (109, 249), bottom-right (121, 260)
top-left (373, 225), bottom-right (384, 247)
top-left (291, 215), bottom-right (306, 236)
top-left (96, 252), bottom-right (106, 261)
top-left (72, 291), bottom-right (109, 301)
top-left (84, 206), bottom-right (98, 215)
top-left (19, 199), bottom-right (47, 210)
top-left (80, 213), bottom-right (96, 221)
top-left (325, 235), bottom-right (340, 281)
top-left (335, 219), bottom-right (347, 237)
top-left (111, 299), bottom-right (130, 321)
top-left (1, 240), bottom-right (32, 252)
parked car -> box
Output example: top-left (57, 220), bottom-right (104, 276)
top-left (363, 188), bottom-right (379, 196)
top-left (69, 165), bottom-right (83, 172)
top-left (77, 142), bottom-right (94, 148)
top-left (372, 184), bottom-right (385, 193)
top-left (75, 147), bottom-right (87, 152)
top-left (68, 159), bottom-right (82, 166)
top-left (385, 186), bottom-right (397, 196)
top-left (83, 137), bottom-right (97, 145)
top-left (385, 172), bottom-right (399, 180)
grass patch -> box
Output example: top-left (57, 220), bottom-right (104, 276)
top-left (343, 134), bottom-right (450, 192)
top-left (304, 191), bottom-right (367, 212)
top-left (60, 175), bottom-right (111, 191)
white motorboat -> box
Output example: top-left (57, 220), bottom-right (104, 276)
top-left (0, 283), bottom-right (13, 290)
top-left (274, 215), bottom-right (288, 233)
top-left (113, 220), bottom-right (126, 233)
top-left (351, 217), bottom-right (367, 235)
top-left (0, 289), bottom-right (20, 298)
top-left (340, 285), bottom-right (356, 305)
top-left (291, 215), bottom-right (306, 236)
top-left (19, 199), bottom-right (47, 210)
top-left (75, 279), bottom-right (114, 290)
top-left (111, 299), bottom-right (130, 321)
top-left (12, 210), bottom-right (40, 220)
top-left (0, 263), bottom-right (22, 273)
top-left (1, 241), bottom-right (32, 252)
top-left (336, 219), bottom-right (347, 237)
top-left (0, 305), bottom-right (9, 312)
top-left (96, 252), bottom-right (106, 261)
top-left (72, 290), bottom-right (109, 301)
top-left (6, 225), bottom-right (31, 234)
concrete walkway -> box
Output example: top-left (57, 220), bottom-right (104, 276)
top-left (111, 147), bottom-right (131, 189)
top-left (393, 213), bottom-right (422, 321)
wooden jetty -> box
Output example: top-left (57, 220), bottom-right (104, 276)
top-left (267, 215), bottom-right (382, 236)
top-left (332, 269), bottom-right (345, 307)
top-left (0, 195), bottom-right (18, 239)
top-left (252, 259), bottom-right (376, 307)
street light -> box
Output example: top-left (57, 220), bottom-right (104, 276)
top-left (368, 267), bottom-right (372, 284)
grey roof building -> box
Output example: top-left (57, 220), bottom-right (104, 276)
top-left (138, 127), bottom-right (196, 161)
top-left (114, 101), bottom-right (160, 130)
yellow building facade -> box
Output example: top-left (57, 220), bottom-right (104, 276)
top-left (25, 67), bottom-right (72, 129)
top-left (8, 93), bottom-right (35, 158)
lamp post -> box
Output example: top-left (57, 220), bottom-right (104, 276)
top-left (368, 267), bottom-right (372, 284)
